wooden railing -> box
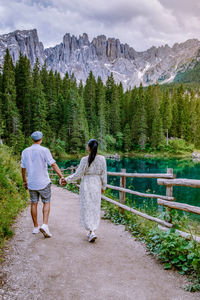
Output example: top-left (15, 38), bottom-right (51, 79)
top-left (48, 166), bottom-right (200, 242)
top-left (48, 166), bottom-right (77, 179)
top-left (103, 168), bottom-right (200, 242)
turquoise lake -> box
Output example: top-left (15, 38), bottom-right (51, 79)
top-left (57, 157), bottom-right (200, 221)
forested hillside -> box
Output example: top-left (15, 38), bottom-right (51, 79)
top-left (0, 50), bottom-right (200, 154)
top-left (174, 61), bottom-right (200, 84)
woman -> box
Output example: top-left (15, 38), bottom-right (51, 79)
top-left (64, 139), bottom-right (107, 242)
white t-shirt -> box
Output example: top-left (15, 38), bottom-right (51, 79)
top-left (21, 144), bottom-right (55, 190)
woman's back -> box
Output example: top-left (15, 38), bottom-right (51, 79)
top-left (65, 143), bottom-right (107, 239)
top-left (82, 155), bottom-right (106, 176)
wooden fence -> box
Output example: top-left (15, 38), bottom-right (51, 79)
top-left (48, 166), bottom-right (77, 179)
top-left (48, 166), bottom-right (200, 242)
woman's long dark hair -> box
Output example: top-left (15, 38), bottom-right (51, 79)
top-left (88, 139), bottom-right (98, 167)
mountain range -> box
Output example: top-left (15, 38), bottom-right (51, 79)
top-left (0, 28), bottom-right (199, 89)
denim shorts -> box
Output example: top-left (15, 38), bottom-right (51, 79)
top-left (29, 183), bottom-right (51, 203)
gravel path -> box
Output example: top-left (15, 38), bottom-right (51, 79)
top-left (0, 185), bottom-right (199, 300)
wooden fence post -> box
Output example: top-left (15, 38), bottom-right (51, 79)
top-left (120, 169), bottom-right (126, 213)
top-left (165, 168), bottom-right (174, 223)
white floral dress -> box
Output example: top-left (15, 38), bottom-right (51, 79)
top-left (65, 155), bottom-right (107, 231)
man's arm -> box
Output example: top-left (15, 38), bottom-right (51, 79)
top-left (51, 163), bottom-right (66, 185)
top-left (45, 149), bottom-right (66, 185)
top-left (22, 168), bottom-right (28, 189)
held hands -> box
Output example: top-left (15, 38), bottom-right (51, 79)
top-left (59, 177), bottom-right (67, 186)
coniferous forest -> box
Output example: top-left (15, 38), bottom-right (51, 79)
top-left (0, 49), bottom-right (200, 155)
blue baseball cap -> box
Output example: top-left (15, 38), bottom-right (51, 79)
top-left (31, 131), bottom-right (43, 141)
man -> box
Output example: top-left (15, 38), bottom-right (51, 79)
top-left (21, 131), bottom-right (66, 238)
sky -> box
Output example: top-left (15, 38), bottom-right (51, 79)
top-left (0, 0), bottom-right (199, 51)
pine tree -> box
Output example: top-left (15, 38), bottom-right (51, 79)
top-left (189, 91), bottom-right (197, 143)
top-left (160, 89), bottom-right (172, 144)
top-left (131, 84), bottom-right (147, 149)
top-left (59, 86), bottom-right (88, 152)
top-left (150, 85), bottom-right (164, 149)
top-left (45, 70), bottom-right (59, 133)
top-left (131, 90), bottom-right (140, 145)
top-left (58, 89), bottom-right (73, 152)
top-left (56, 93), bottom-right (65, 129)
top-left (15, 53), bottom-right (32, 137)
top-left (176, 84), bottom-right (185, 137)
top-left (61, 88), bottom-right (88, 152)
top-left (61, 72), bottom-right (71, 98)
top-left (180, 93), bottom-right (190, 140)
top-left (105, 73), bottom-right (121, 137)
top-left (78, 80), bottom-right (84, 98)
top-left (121, 90), bottom-right (131, 128)
top-left (123, 124), bottom-right (132, 151)
top-left (40, 62), bottom-right (49, 94)
top-left (83, 71), bottom-right (97, 136)
top-left (170, 85), bottom-right (185, 139)
top-left (145, 85), bottom-right (154, 141)
top-left (2, 49), bottom-right (24, 150)
top-left (96, 77), bottom-right (106, 150)
top-left (54, 71), bottom-right (62, 97)
top-left (138, 97), bottom-right (147, 149)
top-left (170, 87), bottom-right (179, 137)
top-left (118, 82), bottom-right (124, 126)
top-left (160, 89), bottom-right (172, 133)
top-left (31, 59), bottom-right (47, 133)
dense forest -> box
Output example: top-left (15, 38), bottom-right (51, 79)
top-left (0, 49), bottom-right (200, 154)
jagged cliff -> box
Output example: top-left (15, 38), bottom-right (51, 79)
top-left (0, 29), bottom-right (45, 66)
top-left (0, 29), bottom-right (199, 88)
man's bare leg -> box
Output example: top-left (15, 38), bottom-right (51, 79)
top-left (31, 203), bottom-right (38, 227)
top-left (43, 202), bottom-right (50, 225)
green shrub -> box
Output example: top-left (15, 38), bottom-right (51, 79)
top-left (0, 145), bottom-right (28, 255)
top-left (162, 138), bottom-right (195, 154)
top-left (105, 134), bottom-right (116, 150)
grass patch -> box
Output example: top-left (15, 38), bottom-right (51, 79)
top-left (0, 145), bottom-right (28, 258)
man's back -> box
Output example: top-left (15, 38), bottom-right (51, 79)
top-left (21, 144), bottom-right (55, 190)
top-left (21, 131), bottom-right (65, 238)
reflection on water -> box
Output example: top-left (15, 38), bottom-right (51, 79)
top-left (58, 157), bottom-right (200, 221)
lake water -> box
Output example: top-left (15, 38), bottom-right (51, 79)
top-left (57, 157), bottom-right (200, 221)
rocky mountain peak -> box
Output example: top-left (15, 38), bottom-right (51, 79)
top-left (0, 28), bottom-right (45, 67)
top-left (79, 33), bottom-right (90, 46)
top-left (92, 35), bottom-right (107, 59)
top-left (0, 29), bottom-right (200, 89)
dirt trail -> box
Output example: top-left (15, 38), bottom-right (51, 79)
top-left (0, 185), bottom-right (199, 300)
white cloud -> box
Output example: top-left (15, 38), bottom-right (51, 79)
top-left (0, 0), bottom-right (199, 51)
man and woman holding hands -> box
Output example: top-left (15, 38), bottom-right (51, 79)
top-left (21, 131), bottom-right (107, 242)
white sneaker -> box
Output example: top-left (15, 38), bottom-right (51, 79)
top-left (40, 224), bottom-right (52, 238)
top-left (32, 227), bottom-right (40, 234)
top-left (87, 232), bottom-right (91, 238)
top-left (89, 231), bottom-right (97, 242)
